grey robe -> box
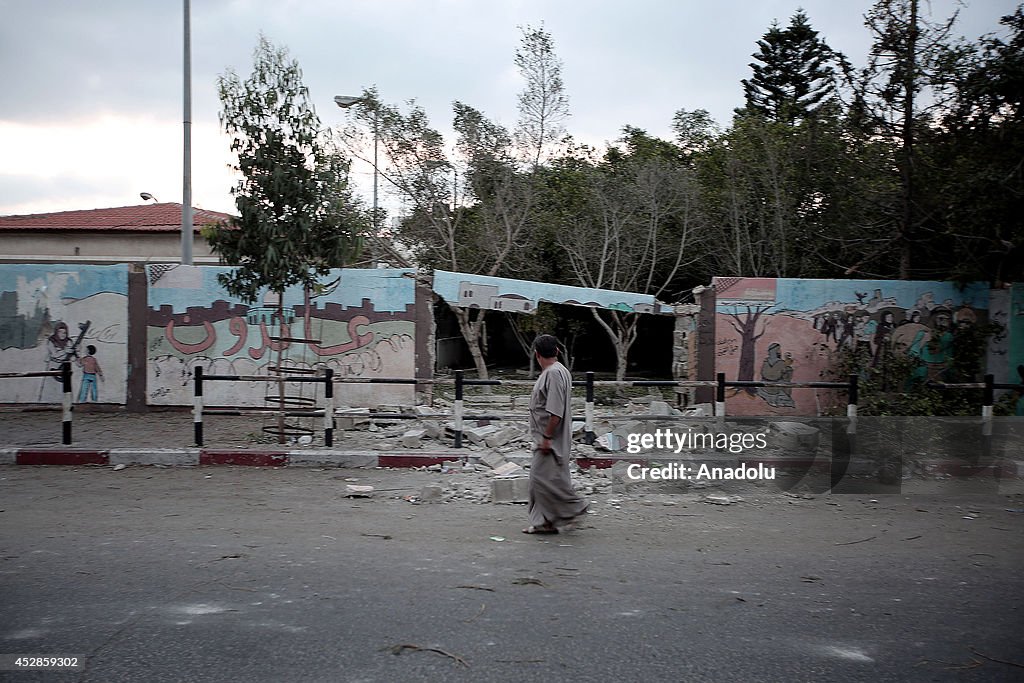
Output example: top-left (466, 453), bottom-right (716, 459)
top-left (528, 361), bottom-right (588, 528)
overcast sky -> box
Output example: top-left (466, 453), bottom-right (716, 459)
top-left (0, 0), bottom-right (1016, 218)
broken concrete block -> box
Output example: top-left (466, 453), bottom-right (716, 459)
top-left (480, 452), bottom-right (507, 469)
top-left (400, 428), bottom-right (427, 448)
top-left (771, 422), bottom-right (820, 452)
top-left (684, 403), bottom-right (713, 417)
top-left (484, 426), bottom-right (522, 448)
top-left (595, 433), bottom-right (623, 452)
top-left (345, 484), bottom-right (374, 497)
top-left (491, 476), bottom-right (529, 503)
top-left (649, 400), bottom-right (672, 416)
top-left (464, 424), bottom-right (501, 444)
top-left (491, 462), bottom-right (524, 477)
top-left (420, 420), bottom-right (443, 440)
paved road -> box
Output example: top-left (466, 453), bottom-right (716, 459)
top-left (1, 466), bottom-right (1022, 682)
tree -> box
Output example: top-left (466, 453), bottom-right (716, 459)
top-left (209, 36), bottom-right (366, 300)
top-left (340, 91), bottom-right (537, 382)
top-left (554, 130), bottom-right (704, 382)
top-left (924, 6), bottom-right (1024, 284)
top-left (850, 0), bottom-right (968, 278)
top-left (740, 10), bottom-right (842, 123)
top-left (515, 24), bottom-right (571, 168)
top-left (671, 108), bottom-right (721, 157)
top-left (208, 36), bottom-right (366, 441)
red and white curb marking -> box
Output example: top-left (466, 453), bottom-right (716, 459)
top-left (0, 448), bottom-right (467, 468)
top-left (0, 448), bottom-right (1020, 482)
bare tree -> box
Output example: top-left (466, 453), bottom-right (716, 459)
top-left (557, 152), bottom-right (704, 382)
top-left (339, 92), bottom-right (536, 381)
top-left (851, 0), bottom-right (966, 278)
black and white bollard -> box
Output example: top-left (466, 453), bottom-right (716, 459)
top-left (453, 370), bottom-right (464, 448)
top-left (61, 361), bottom-right (72, 445)
top-left (324, 368), bottom-right (334, 447)
top-left (193, 366), bottom-right (204, 447)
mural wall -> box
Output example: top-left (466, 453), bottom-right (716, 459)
top-left (0, 264), bottom-right (129, 404)
top-left (713, 277), bottom-right (991, 416)
top-left (146, 265), bottom-right (417, 408)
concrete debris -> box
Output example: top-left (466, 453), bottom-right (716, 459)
top-left (491, 476), bottom-right (530, 504)
top-left (684, 403), bottom-right (713, 417)
top-left (112, 463), bottom-right (127, 471)
top-left (345, 484), bottom-right (375, 497)
top-left (491, 462), bottom-right (524, 477)
top-left (484, 426), bottom-right (522, 448)
top-left (420, 420), bottom-right (444, 439)
top-left (703, 494), bottom-right (742, 505)
top-left (400, 429), bottom-right (426, 448)
top-left (480, 452), bottom-right (507, 469)
top-left (649, 400), bottom-right (673, 416)
top-left (463, 425), bottom-right (502, 445)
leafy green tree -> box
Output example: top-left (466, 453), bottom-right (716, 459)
top-left (923, 6), bottom-right (1024, 284)
top-left (740, 10), bottom-right (842, 123)
top-left (515, 24), bottom-right (570, 168)
top-left (208, 35), bottom-right (366, 442)
top-left (209, 35), bottom-right (366, 300)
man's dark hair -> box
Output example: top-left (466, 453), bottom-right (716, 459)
top-left (86, 345), bottom-right (96, 355)
top-left (533, 334), bottom-right (560, 359)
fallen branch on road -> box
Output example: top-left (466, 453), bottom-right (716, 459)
top-left (383, 643), bottom-right (469, 667)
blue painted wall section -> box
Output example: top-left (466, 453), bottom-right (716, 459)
top-left (0, 264), bottom-right (129, 403)
top-left (432, 269), bottom-right (664, 313)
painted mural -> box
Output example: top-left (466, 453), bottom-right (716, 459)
top-left (146, 266), bottom-right (417, 408)
top-left (713, 277), bottom-right (991, 416)
top-left (432, 270), bottom-right (665, 313)
top-left (0, 264), bottom-right (129, 404)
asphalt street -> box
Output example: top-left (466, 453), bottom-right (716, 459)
top-left (1, 465), bottom-right (1022, 682)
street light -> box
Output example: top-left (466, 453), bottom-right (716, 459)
top-left (181, 0), bottom-right (193, 265)
top-left (334, 94), bottom-right (379, 234)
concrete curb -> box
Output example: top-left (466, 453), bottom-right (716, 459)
top-left (0, 447), bottom-right (469, 468)
top-left (0, 447), bottom-right (1020, 481)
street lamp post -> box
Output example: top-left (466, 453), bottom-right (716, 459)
top-left (181, 0), bottom-right (193, 265)
top-left (334, 95), bottom-right (378, 233)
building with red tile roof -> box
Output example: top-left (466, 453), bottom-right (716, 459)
top-left (0, 203), bottom-right (233, 264)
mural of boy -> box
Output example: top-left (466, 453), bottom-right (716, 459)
top-left (77, 345), bottom-right (103, 402)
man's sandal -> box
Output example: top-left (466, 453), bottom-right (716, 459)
top-left (522, 525), bottom-right (558, 534)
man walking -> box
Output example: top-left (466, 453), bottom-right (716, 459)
top-left (523, 334), bottom-right (588, 534)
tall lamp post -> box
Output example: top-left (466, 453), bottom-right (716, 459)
top-left (181, 0), bottom-right (193, 265)
top-left (334, 95), bottom-right (379, 235)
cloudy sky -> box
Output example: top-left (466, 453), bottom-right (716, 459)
top-left (0, 0), bottom-right (1016, 218)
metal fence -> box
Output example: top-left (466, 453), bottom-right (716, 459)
top-left (1, 362), bottom-right (73, 444)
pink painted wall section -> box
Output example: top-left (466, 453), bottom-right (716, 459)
top-left (713, 277), bottom-right (992, 416)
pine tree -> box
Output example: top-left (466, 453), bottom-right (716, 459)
top-left (740, 11), bottom-right (839, 123)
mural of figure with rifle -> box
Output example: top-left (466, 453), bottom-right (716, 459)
top-left (38, 320), bottom-right (90, 402)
